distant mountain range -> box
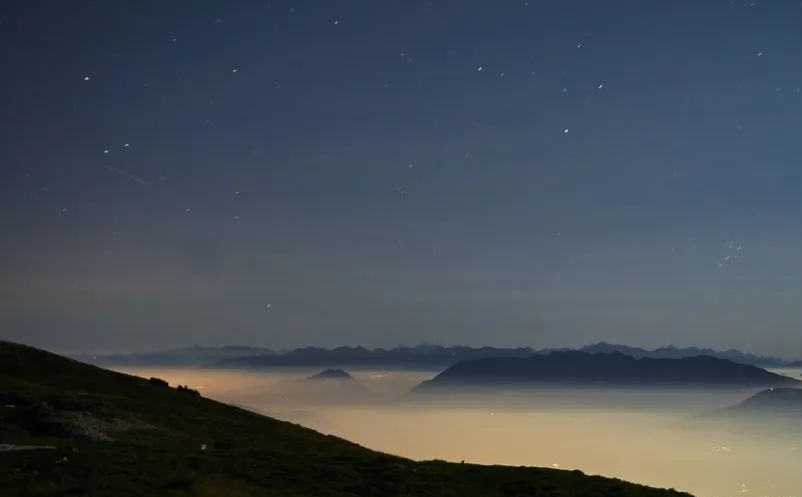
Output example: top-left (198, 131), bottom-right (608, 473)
top-left (578, 342), bottom-right (787, 367)
top-left (209, 345), bottom-right (536, 369)
top-left (411, 351), bottom-right (801, 392)
top-left (73, 345), bottom-right (275, 367)
top-left (77, 342), bottom-right (795, 369)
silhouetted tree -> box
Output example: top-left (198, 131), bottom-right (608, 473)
top-left (176, 385), bottom-right (200, 396)
top-left (148, 377), bottom-right (169, 387)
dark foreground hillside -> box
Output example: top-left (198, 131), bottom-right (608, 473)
top-left (0, 341), bottom-right (691, 497)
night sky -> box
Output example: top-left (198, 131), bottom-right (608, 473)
top-left (2, 1), bottom-right (802, 355)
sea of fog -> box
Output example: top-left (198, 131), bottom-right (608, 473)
top-left (117, 366), bottom-right (802, 497)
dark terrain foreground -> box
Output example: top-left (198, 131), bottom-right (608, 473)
top-left (0, 341), bottom-right (691, 497)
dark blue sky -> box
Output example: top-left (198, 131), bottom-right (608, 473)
top-left (2, 1), bottom-right (802, 355)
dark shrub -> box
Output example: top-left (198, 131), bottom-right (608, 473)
top-left (148, 377), bottom-right (169, 387)
top-left (213, 439), bottom-right (233, 450)
top-left (176, 385), bottom-right (201, 396)
top-left (20, 403), bottom-right (71, 437)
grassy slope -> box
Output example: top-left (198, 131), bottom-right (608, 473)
top-left (0, 341), bottom-right (692, 497)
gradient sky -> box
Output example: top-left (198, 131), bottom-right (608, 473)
top-left (2, 1), bottom-right (802, 355)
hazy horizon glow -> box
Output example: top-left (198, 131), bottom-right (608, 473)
top-left (117, 366), bottom-right (802, 497)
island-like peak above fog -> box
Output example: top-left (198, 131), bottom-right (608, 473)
top-left (305, 369), bottom-right (355, 381)
top-left (732, 387), bottom-right (802, 413)
top-left (412, 351), bottom-right (801, 392)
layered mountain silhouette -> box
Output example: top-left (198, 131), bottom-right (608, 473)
top-left (206, 343), bottom-right (790, 369)
top-left (208, 345), bottom-right (536, 369)
top-left (412, 351), bottom-right (800, 392)
top-left (74, 345), bottom-right (275, 366)
top-left (78, 342), bottom-right (794, 369)
top-left (578, 342), bottom-right (785, 367)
